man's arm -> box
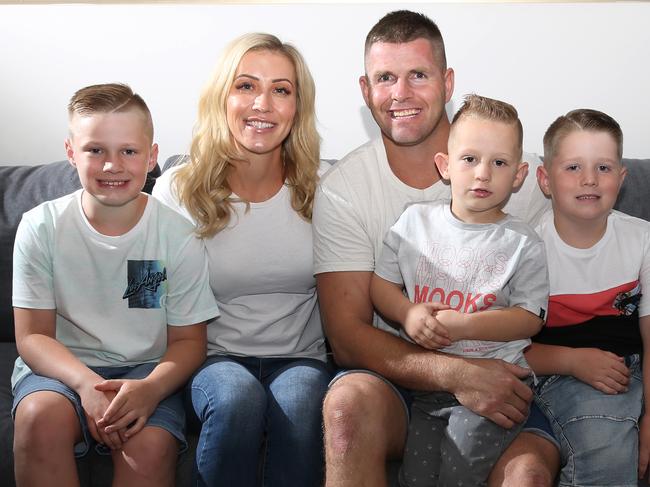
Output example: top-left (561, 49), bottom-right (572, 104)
top-left (318, 271), bottom-right (532, 428)
top-left (14, 307), bottom-right (124, 449)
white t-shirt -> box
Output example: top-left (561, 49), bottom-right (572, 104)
top-left (153, 165), bottom-right (326, 361)
top-left (534, 209), bottom-right (650, 355)
top-left (376, 200), bottom-right (548, 364)
top-left (313, 138), bottom-right (550, 333)
top-left (12, 190), bottom-right (220, 388)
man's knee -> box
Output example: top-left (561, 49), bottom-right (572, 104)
top-left (323, 374), bottom-right (405, 458)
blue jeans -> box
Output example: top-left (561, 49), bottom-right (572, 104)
top-left (534, 354), bottom-right (643, 487)
top-left (189, 355), bottom-right (332, 487)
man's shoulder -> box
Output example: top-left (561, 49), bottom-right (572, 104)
top-left (319, 139), bottom-right (382, 189)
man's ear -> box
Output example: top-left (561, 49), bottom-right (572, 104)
top-left (434, 152), bottom-right (450, 180)
top-left (359, 75), bottom-right (370, 107)
top-left (65, 138), bottom-right (76, 167)
top-left (512, 161), bottom-right (529, 190)
top-left (444, 68), bottom-right (455, 104)
top-left (536, 164), bottom-right (552, 197)
top-left (148, 143), bottom-right (159, 172)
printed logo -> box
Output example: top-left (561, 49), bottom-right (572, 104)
top-left (613, 283), bottom-right (642, 316)
top-left (123, 260), bottom-right (167, 309)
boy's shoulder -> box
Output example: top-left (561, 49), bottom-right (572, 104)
top-left (20, 189), bottom-right (81, 229)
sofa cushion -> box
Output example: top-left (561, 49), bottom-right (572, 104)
top-left (615, 158), bottom-right (650, 221)
top-left (0, 161), bottom-right (160, 343)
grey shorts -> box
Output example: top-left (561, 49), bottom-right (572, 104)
top-left (12, 362), bottom-right (187, 457)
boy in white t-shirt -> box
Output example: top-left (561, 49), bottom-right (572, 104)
top-left (524, 108), bottom-right (650, 486)
top-left (11, 83), bottom-right (220, 487)
top-left (370, 94), bottom-right (548, 486)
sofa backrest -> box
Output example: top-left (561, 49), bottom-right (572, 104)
top-left (0, 161), bottom-right (160, 342)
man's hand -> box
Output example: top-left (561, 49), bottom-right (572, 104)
top-left (451, 357), bottom-right (532, 429)
top-left (404, 302), bottom-right (452, 349)
top-left (568, 348), bottom-right (629, 394)
top-left (95, 378), bottom-right (160, 439)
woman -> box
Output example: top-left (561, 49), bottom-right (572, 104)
top-left (153, 33), bottom-right (330, 486)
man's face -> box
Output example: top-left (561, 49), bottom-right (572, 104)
top-left (360, 38), bottom-right (454, 147)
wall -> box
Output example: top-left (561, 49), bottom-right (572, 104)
top-left (1, 2), bottom-right (648, 166)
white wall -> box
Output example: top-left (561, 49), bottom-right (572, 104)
top-left (1, 2), bottom-right (649, 166)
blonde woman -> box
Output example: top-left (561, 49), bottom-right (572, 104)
top-left (153, 33), bottom-right (330, 486)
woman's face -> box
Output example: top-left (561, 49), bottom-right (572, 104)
top-left (226, 49), bottom-right (297, 160)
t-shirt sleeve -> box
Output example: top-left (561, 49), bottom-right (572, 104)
top-left (508, 236), bottom-right (549, 320)
top-left (374, 218), bottom-right (405, 285)
top-left (152, 168), bottom-right (194, 223)
top-left (12, 210), bottom-right (56, 310)
top-left (312, 182), bottom-right (374, 274)
top-left (165, 233), bottom-right (220, 326)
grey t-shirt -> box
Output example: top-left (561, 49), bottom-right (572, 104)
top-left (375, 200), bottom-right (549, 364)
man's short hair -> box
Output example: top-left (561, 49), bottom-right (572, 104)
top-left (365, 10), bottom-right (447, 70)
top-left (68, 83), bottom-right (153, 140)
top-left (543, 108), bottom-right (623, 165)
top-left (451, 94), bottom-right (523, 159)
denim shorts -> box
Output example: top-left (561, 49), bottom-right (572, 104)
top-left (533, 353), bottom-right (643, 487)
top-left (329, 369), bottom-right (413, 425)
top-left (12, 362), bottom-right (187, 457)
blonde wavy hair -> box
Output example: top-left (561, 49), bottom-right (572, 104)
top-left (173, 33), bottom-right (320, 238)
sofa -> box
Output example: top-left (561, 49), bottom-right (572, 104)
top-left (1, 156), bottom-right (649, 487)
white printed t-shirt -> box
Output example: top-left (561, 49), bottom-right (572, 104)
top-left (12, 190), bottom-right (220, 388)
top-left (375, 200), bottom-right (548, 363)
top-left (313, 138), bottom-right (550, 334)
top-left (153, 165), bottom-right (326, 361)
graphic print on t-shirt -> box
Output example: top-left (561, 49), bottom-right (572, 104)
top-left (123, 260), bottom-right (167, 309)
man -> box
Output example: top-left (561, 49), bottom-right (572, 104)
top-left (312, 10), bottom-right (554, 486)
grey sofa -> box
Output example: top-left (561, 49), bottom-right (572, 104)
top-left (1, 157), bottom-right (649, 486)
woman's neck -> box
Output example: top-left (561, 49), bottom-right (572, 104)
top-left (227, 151), bottom-right (285, 203)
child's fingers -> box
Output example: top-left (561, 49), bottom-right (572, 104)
top-left (86, 417), bottom-right (103, 444)
top-left (124, 416), bottom-right (147, 438)
top-left (104, 411), bottom-right (137, 433)
top-left (97, 422), bottom-right (123, 450)
top-left (94, 379), bottom-right (124, 392)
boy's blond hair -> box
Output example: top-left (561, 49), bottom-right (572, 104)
top-left (451, 94), bottom-right (523, 159)
top-left (543, 108), bottom-right (623, 166)
top-left (68, 83), bottom-right (154, 141)
top-left (173, 33), bottom-right (320, 238)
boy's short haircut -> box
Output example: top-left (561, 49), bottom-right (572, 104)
top-left (365, 10), bottom-right (447, 70)
top-left (451, 94), bottom-right (523, 159)
top-left (543, 108), bottom-right (623, 165)
top-left (68, 83), bottom-right (154, 140)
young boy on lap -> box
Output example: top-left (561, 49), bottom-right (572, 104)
top-left (11, 83), bottom-right (219, 487)
top-left (370, 94), bottom-right (548, 487)
top-left (526, 108), bottom-right (649, 486)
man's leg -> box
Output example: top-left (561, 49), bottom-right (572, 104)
top-left (323, 371), bottom-right (408, 487)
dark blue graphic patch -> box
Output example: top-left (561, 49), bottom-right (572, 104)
top-left (123, 260), bottom-right (167, 309)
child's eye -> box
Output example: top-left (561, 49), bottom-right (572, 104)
top-left (598, 164), bottom-right (612, 172)
top-left (566, 164), bottom-right (579, 171)
top-left (462, 156), bottom-right (476, 164)
top-left (494, 159), bottom-right (507, 167)
top-left (88, 148), bottom-right (103, 155)
top-left (123, 149), bottom-right (137, 156)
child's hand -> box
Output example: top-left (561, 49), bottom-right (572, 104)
top-left (569, 348), bottom-right (629, 394)
top-left (404, 302), bottom-right (452, 350)
top-left (95, 378), bottom-right (160, 439)
top-left (639, 415), bottom-right (650, 479)
top-left (78, 380), bottom-right (126, 450)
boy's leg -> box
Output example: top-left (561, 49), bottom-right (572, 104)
top-left (399, 400), bottom-right (445, 487)
top-left (264, 358), bottom-right (331, 487)
top-left (323, 370), bottom-right (410, 487)
top-left (537, 358), bottom-right (643, 487)
top-left (487, 400), bottom-right (560, 487)
top-left (112, 425), bottom-right (177, 487)
top-left (13, 390), bottom-right (82, 487)
top-left (438, 402), bottom-right (524, 487)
